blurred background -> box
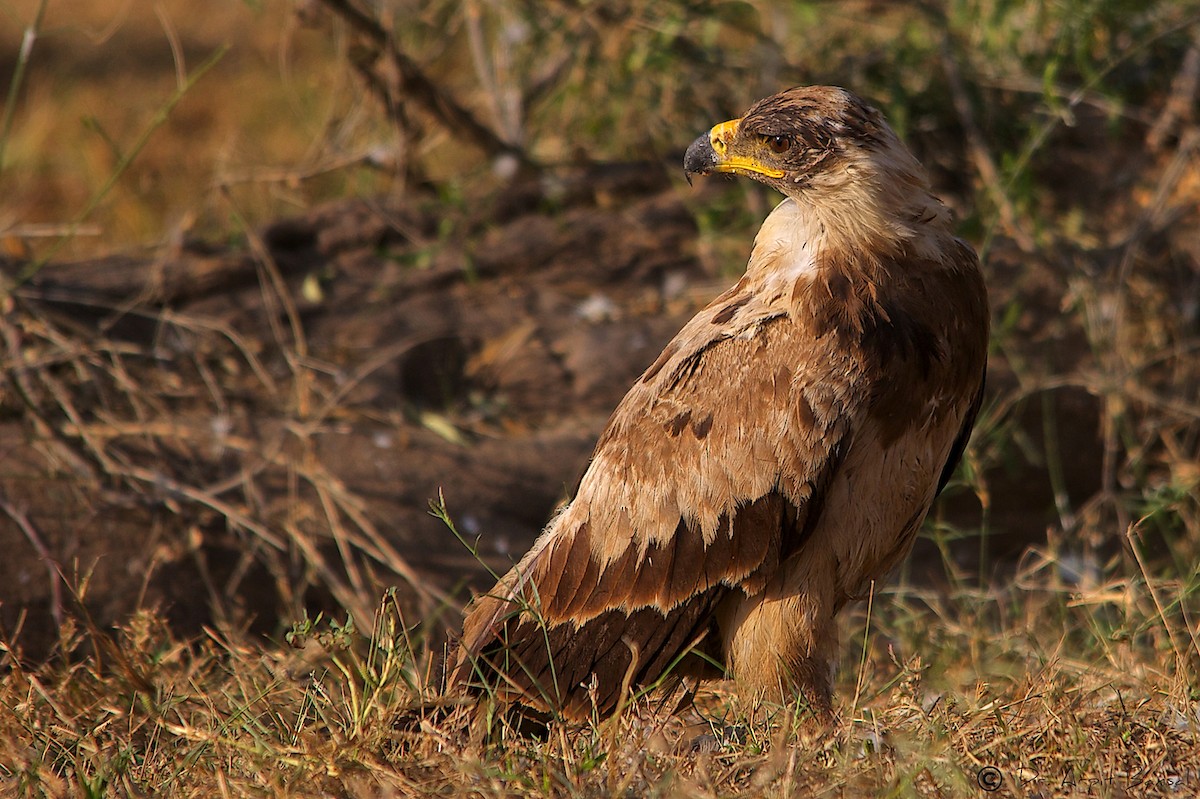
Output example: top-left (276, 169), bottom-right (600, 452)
top-left (1, 0), bottom-right (1198, 659)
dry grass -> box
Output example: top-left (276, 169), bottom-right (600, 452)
top-left (3, 559), bottom-right (1198, 797)
top-left (2, 0), bottom-right (1200, 796)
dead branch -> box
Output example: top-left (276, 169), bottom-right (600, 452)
top-left (317, 0), bottom-right (532, 170)
top-left (11, 252), bottom-right (261, 307)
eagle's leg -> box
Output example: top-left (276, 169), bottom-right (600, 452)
top-left (720, 566), bottom-right (838, 722)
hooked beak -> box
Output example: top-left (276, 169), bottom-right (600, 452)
top-left (683, 117), bottom-right (786, 184)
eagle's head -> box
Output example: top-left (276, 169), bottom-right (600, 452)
top-left (685, 85), bottom-right (950, 252)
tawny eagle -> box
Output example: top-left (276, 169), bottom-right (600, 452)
top-left (448, 86), bottom-right (989, 720)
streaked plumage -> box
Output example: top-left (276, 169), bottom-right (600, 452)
top-left (447, 86), bottom-right (989, 720)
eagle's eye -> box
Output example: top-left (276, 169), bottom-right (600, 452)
top-left (763, 134), bottom-right (792, 154)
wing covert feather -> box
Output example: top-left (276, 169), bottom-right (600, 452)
top-left (537, 312), bottom-right (856, 625)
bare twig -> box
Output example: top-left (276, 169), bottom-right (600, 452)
top-left (1126, 520), bottom-right (1197, 680)
top-left (1147, 29), bottom-right (1200, 151)
top-left (219, 187), bottom-right (313, 416)
top-left (0, 499), bottom-right (63, 628)
top-left (0, 223), bottom-right (102, 239)
top-left (973, 75), bottom-right (1156, 126)
top-left (940, 41), bottom-right (1036, 253)
top-left (0, 309), bottom-right (98, 481)
top-left (316, 0), bottom-right (530, 168)
top-left (464, 0), bottom-right (523, 146)
top-left (215, 152), bottom-right (381, 188)
top-left (0, 0), bottom-right (47, 172)
top-left (154, 3), bottom-right (188, 90)
top-left (120, 463), bottom-right (289, 551)
top-left (308, 466), bottom-right (451, 609)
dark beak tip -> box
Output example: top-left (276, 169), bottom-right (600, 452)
top-left (683, 132), bottom-right (718, 184)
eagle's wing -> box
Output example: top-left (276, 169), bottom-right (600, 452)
top-left (451, 288), bottom-right (860, 716)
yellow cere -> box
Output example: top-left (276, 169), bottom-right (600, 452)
top-left (707, 118), bottom-right (786, 179)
